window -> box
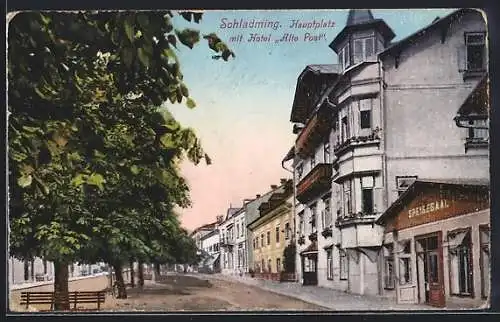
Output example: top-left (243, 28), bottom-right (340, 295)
top-left (353, 37), bottom-right (375, 63)
top-left (268, 259), bottom-right (272, 273)
top-left (296, 163), bottom-right (304, 180)
top-left (326, 249), bottom-right (333, 280)
top-left (310, 154), bottom-right (316, 169)
top-left (236, 224), bottom-right (240, 238)
top-left (261, 234), bottom-right (264, 247)
top-left (253, 238), bottom-right (256, 250)
top-left (398, 240), bottom-right (412, 285)
top-left (341, 116), bottom-right (350, 142)
top-left (285, 222), bottom-right (290, 240)
top-left (467, 119), bottom-right (489, 142)
top-left (266, 231), bottom-right (271, 245)
top-left (344, 45), bottom-right (350, 68)
top-left (324, 196), bottom-right (332, 228)
top-left (360, 110), bottom-right (371, 129)
top-left (276, 258), bottom-right (281, 272)
top-left (465, 32), bottom-right (486, 71)
top-left (310, 204), bottom-right (317, 233)
top-left (384, 244), bottom-right (395, 289)
top-left (342, 180), bottom-right (352, 217)
top-left (396, 176), bottom-right (418, 196)
top-left (448, 229), bottom-right (473, 296)
top-left (339, 249), bottom-right (348, 280)
top-left (324, 141), bottom-right (331, 163)
top-left (299, 212), bottom-right (304, 235)
top-left (276, 226), bottom-right (280, 243)
top-left (339, 48), bottom-right (344, 70)
top-left (480, 226), bottom-right (490, 299)
top-left (261, 259), bottom-right (265, 272)
top-left (361, 176), bottom-right (374, 214)
top-left (255, 237), bottom-right (259, 249)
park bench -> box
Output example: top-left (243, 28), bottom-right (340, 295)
top-left (20, 290), bottom-right (106, 311)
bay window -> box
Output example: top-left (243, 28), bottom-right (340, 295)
top-left (324, 141), bottom-right (331, 163)
top-left (322, 195), bottom-right (332, 228)
top-left (353, 37), bottom-right (375, 63)
top-left (342, 180), bottom-right (352, 217)
top-left (361, 176), bottom-right (374, 214)
top-left (341, 116), bottom-right (350, 142)
top-left (310, 204), bottom-right (317, 233)
top-left (467, 119), bottom-right (489, 142)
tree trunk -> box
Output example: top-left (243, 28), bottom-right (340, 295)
top-left (138, 261), bottom-right (144, 288)
top-left (129, 260), bottom-right (135, 287)
top-left (53, 261), bottom-right (70, 310)
top-left (154, 262), bottom-right (161, 281)
top-left (112, 263), bottom-right (127, 299)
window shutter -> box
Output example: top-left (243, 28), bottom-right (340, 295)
top-left (457, 45), bottom-right (466, 72)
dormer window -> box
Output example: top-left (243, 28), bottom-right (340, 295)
top-left (339, 45), bottom-right (350, 70)
top-left (353, 37), bottom-right (375, 63)
top-left (465, 32), bottom-right (486, 71)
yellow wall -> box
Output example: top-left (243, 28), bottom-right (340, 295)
top-left (251, 198), bottom-right (293, 273)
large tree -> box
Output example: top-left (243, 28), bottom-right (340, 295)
top-left (8, 10), bottom-right (233, 309)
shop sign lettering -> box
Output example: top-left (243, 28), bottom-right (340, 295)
top-left (408, 199), bottom-right (450, 219)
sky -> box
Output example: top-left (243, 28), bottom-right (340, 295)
top-left (166, 9), bottom-right (456, 231)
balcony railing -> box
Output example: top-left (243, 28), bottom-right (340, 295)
top-left (296, 105), bottom-right (333, 158)
top-left (335, 211), bottom-right (378, 228)
top-left (333, 128), bottom-right (381, 157)
top-left (296, 163), bottom-right (332, 203)
top-left (220, 237), bottom-right (235, 247)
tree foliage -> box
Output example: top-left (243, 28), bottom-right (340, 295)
top-left (8, 10), bottom-right (234, 306)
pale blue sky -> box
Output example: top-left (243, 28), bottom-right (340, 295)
top-left (166, 9), bottom-right (457, 230)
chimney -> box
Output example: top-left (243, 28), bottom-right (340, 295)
top-left (280, 178), bottom-right (288, 185)
top-left (256, 194), bottom-right (261, 198)
top-left (270, 185), bottom-right (278, 189)
top-left (216, 215), bottom-right (223, 223)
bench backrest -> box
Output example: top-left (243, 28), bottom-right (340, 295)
top-left (21, 291), bottom-right (106, 303)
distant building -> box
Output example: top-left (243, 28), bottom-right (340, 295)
top-left (247, 180), bottom-right (294, 280)
top-left (199, 228), bottom-right (221, 273)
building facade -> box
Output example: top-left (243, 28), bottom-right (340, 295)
top-left (199, 228), bottom-right (221, 273)
top-left (219, 207), bottom-right (240, 274)
top-left (287, 8), bottom-right (489, 301)
top-left (248, 180), bottom-right (294, 280)
top-left (376, 180), bottom-right (489, 308)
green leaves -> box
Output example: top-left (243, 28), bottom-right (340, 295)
top-left (175, 28), bottom-right (200, 49)
top-left (18, 174), bottom-right (33, 187)
top-left (186, 97), bottom-right (196, 109)
top-left (87, 173), bottom-right (106, 190)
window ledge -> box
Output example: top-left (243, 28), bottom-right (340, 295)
top-left (465, 139), bottom-right (488, 152)
top-left (463, 69), bottom-right (487, 80)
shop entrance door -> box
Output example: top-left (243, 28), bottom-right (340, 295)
top-left (416, 232), bottom-right (445, 307)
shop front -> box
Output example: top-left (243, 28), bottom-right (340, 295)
top-left (377, 179), bottom-right (490, 308)
top-left (300, 241), bottom-right (318, 285)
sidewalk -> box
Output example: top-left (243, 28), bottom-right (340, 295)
top-left (201, 273), bottom-right (450, 311)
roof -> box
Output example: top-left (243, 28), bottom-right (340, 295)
top-left (330, 9), bottom-right (396, 52)
top-left (200, 228), bottom-right (220, 240)
top-left (190, 222), bottom-right (217, 236)
top-left (456, 74), bottom-right (489, 117)
top-left (226, 207), bottom-right (242, 220)
top-left (347, 9), bottom-right (374, 26)
top-left (377, 178), bottom-right (490, 224)
top-left (281, 146), bottom-right (295, 163)
top-left (379, 9), bottom-right (479, 58)
top-left (290, 65), bottom-right (341, 123)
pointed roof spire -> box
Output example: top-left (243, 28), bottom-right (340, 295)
top-left (346, 9), bottom-right (375, 26)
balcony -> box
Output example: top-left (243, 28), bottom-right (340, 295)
top-left (333, 128), bottom-right (381, 157)
top-left (220, 238), bottom-right (235, 249)
top-left (296, 105), bottom-right (333, 158)
top-left (296, 163), bottom-right (332, 203)
top-left (335, 211), bottom-right (378, 228)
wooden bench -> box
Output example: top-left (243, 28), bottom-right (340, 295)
top-left (20, 291), bottom-right (106, 311)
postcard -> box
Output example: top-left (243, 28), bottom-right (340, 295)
top-left (7, 8), bottom-right (490, 312)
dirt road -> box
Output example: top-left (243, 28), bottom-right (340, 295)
top-left (103, 274), bottom-right (327, 311)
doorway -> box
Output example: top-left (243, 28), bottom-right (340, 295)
top-left (301, 254), bottom-right (318, 285)
top-left (416, 232), bottom-right (445, 307)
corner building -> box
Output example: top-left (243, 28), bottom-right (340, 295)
top-left (288, 8), bottom-right (489, 301)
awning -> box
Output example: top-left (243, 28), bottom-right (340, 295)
top-left (358, 247), bottom-right (380, 263)
top-left (205, 253), bottom-right (220, 266)
top-left (446, 231), bottom-right (469, 250)
top-left (300, 241), bottom-right (318, 256)
top-left (345, 249), bottom-right (360, 263)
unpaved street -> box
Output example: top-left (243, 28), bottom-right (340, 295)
top-left (103, 274), bottom-right (327, 311)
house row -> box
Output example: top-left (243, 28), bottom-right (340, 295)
top-left (189, 8), bottom-right (490, 309)
top-left (282, 8), bottom-right (490, 308)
